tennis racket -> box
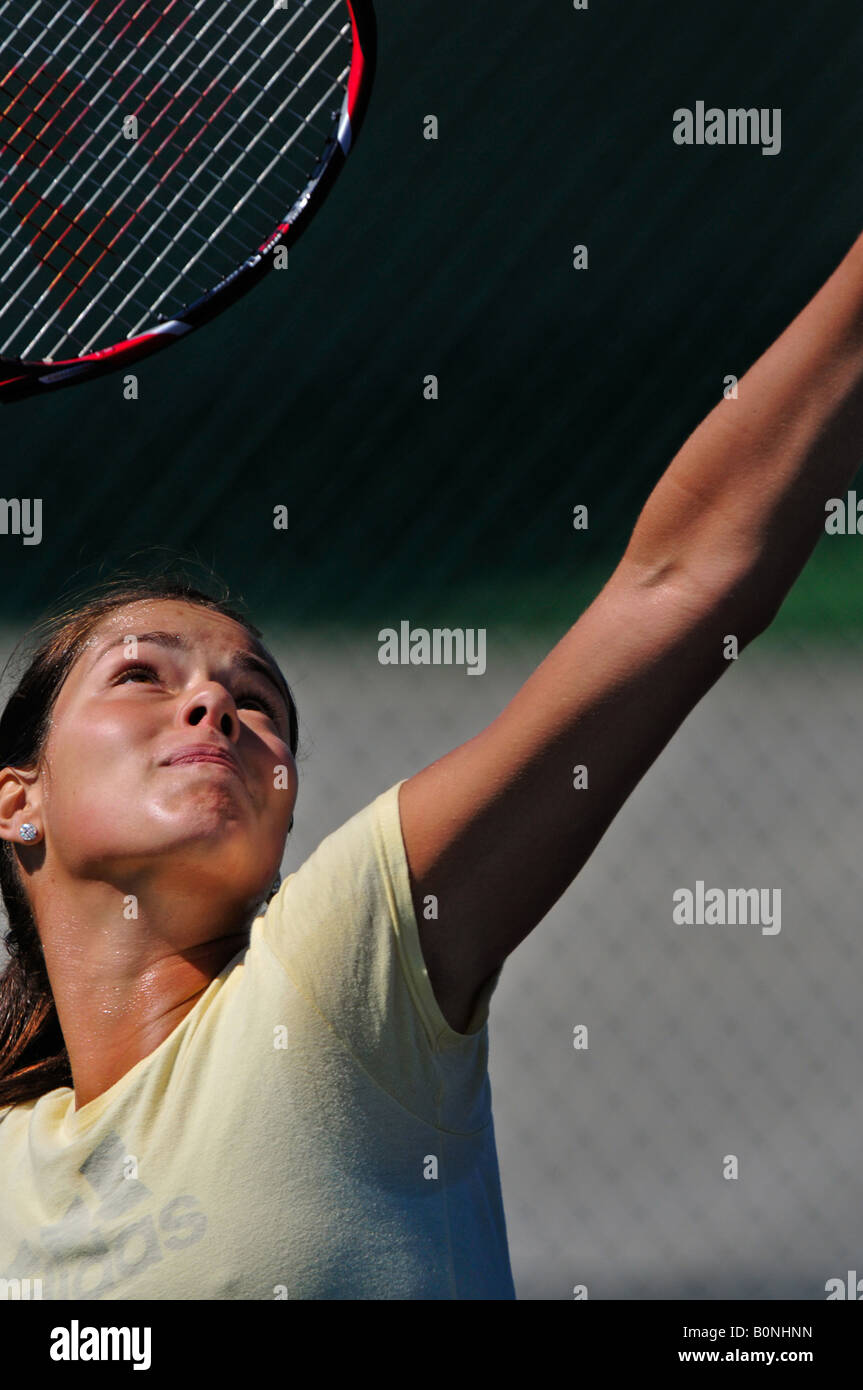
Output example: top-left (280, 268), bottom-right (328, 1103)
top-left (0, 0), bottom-right (375, 401)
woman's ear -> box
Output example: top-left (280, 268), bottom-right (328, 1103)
top-left (0, 765), bottom-right (40, 845)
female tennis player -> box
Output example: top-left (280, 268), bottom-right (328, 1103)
top-left (3, 228), bottom-right (863, 1300)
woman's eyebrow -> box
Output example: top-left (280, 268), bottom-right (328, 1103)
top-left (232, 650), bottom-right (290, 704)
top-left (86, 630), bottom-right (289, 704)
top-left (87, 630), bottom-right (185, 667)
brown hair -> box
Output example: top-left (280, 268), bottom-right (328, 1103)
top-left (0, 563), bottom-right (298, 1111)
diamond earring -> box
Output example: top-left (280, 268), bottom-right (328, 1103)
top-left (19, 823), bottom-right (38, 842)
top-left (266, 872), bottom-right (282, 902)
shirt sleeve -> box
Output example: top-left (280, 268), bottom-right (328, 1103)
top-left (259, 779), bottom-right (503, 1126)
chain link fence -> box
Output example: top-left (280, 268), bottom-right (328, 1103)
top-left (2, 0), bottom-right (863, 1301)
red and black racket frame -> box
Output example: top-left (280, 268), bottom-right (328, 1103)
top-left (0, 0), bottom-right (376, 402)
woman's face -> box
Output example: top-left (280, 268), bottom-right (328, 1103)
top-left (31, 598), bottom-right (297, 919)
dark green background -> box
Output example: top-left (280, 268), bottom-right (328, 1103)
top-left (5, 0), bottom-right (863, 639)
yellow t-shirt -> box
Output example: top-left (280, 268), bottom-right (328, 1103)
top-left (0, 779), bottom-right (515, 1300)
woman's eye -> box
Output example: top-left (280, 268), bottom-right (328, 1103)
top-left (238, 692), bottom-right (280, 720)
top-left (115, 663), bottom-right (158, 684)
top-left (113, 664), bottom-right (280, 723)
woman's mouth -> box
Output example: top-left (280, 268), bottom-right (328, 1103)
top-left (163, 745), bottom-right (241, 778)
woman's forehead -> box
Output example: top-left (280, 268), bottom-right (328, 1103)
top-left (83, 598), bottom-right (252, 647)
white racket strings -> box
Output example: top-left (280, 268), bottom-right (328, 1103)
top-left (0, 0), bottom-right (352, 360)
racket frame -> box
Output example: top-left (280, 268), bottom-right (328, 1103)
top-left (0, 0), bottom-right (376, 402)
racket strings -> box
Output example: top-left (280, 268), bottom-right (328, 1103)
top-left (0, 0), bottom-right (353, 361)
top-left (0, 0), bottom-right (347, 166)
top-left (0, 1), bottom-right (341, 272)
top-left (68, 21), bottom-right (349, 355)
top-left (128, 25), bottom-right (349, 336)
top-left (0, 32), bottom-right (291, 282)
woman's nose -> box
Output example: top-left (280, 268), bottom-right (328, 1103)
top-left (182, 686), bottom-right (239, 739)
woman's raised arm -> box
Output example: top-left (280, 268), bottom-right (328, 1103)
top-left (400, 229), bottom-right (863, 1032)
